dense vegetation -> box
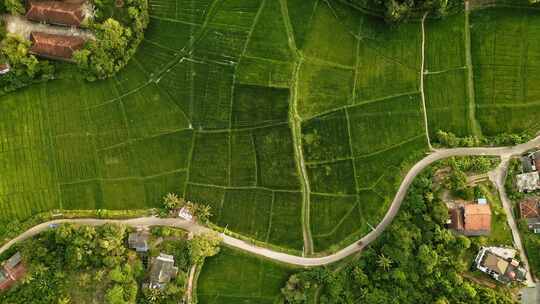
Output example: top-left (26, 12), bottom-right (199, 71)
top-left (0, 224), bottom-right (221, 304)
top-left (346, 0), bottom-right (457, 22)
top-left (280, 168), bottom-right (515, 304)
top-left (74, 0), bottom-right (149, 80)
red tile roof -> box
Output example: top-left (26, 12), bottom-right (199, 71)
top-left (464, 204), bottom-right (491, 233)
top-left (26, 1), bottom-right (85, 27)
top-left (520, 199), bottom-right (540, 219)
top-left (30, 32), bottom-right (85, 60)
top-left (0, 263), bottom-right (26, 291)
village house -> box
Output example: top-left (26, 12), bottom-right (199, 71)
top-left (26, 0), bottom-right (85, 27)
top-left (148, 253), bottom-right (178, 289)
top-left (524, 151), bottom-right (540, 172)
top-left (0, 252), bottom-right (26, 292)
top-left (516, 172), bottom-right (540, 193)
top-left (128, 230), bottom-right (150, 253)
top-left (448, 199), bottom-right (491, 236)
top-left (29, 32), bottom-right (86, 60)
top-left (519, 198), bottom-right (540, 234)
top-left (474, 246), bottom-right (527, 284)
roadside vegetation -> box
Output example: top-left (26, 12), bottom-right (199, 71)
top-left (279, 167), bottom-right (515, 304)
top-left (0, 223), bottom-right (221, 304)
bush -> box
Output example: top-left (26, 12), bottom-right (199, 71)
top-left (0, 34), bottom-right (54, 93)
top-left (75, 0), bottom-right (148, 80)
top-left (4, 0), bottom-right (25, 15)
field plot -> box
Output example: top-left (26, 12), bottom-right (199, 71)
top-left (0, 86), bottom-right (60, 220)
top-left (471, 8), bottom-right (540, 135)
top-left (197, 247), bottom-right (296, 304)
top-left (301, 92), bottom-right (428, 251)
top-left (354, 14), bottom-right (421, 103)
top-left (424, 70), bottom-right (471, 137)
top-left (424, 13), bottom-right (471, 137)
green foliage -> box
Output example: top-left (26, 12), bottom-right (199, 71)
top-left (346, 0), bottom-right (456, 22)
top-left (4, 0), bottom-right (24, 15)
top-left (75, 0), bottom-right (148, 80)
top-left (436, 130), bottom-right (532, 148)
top-left (281, 168), bottom-right (515, 304)
top-left (0, 34), bottom-right (54, 93)
top-left (189, 232), bottom-right (221, 265)
top-left (505, 158), bottom-right (525, 201)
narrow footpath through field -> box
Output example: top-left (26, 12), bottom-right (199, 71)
top-left (2, 136), bottom-right (540, 267)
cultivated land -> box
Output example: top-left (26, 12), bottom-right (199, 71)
top-left (197, 247), bottom-right (297, 304)
top-left (1, 0), bottom-right (540, 257)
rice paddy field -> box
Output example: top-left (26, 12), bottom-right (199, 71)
top-left (1, 0), bottom-right (540, 257)
top-left (197, 246), bottom-right (297, 304)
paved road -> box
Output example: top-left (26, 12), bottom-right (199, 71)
top-left (1, 136), bottom-right (540, 266)
top-left (489, 159), bottom-right (535, 286)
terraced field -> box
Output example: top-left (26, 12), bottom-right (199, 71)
top-left (1, 0), bottom-right (540, 256)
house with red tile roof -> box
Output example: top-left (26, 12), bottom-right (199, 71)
top-left (519, 198), bottom-right (540, 233)
top-left (0, 252), bottom-right (26, 292)
top-left (448, 200), bottom-right (491, 236)
top-left (26, 1), bottom-right (85, 27)
top-left (29, 32), bottom-right (86, 60)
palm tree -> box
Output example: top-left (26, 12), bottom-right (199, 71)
top-left (163, 193), bottom-right (180, 210)
top-left (377, 253), bottom-right (392, 271)
top-left (196, 204), bottom-right (212, 223)
top-left (57, 296), bottom-right (71, 304)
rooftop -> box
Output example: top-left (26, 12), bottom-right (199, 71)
top-left (520, 199), bottom-right (540, 219)
top-left (128, 231), bottom-right (150, 252)
top-left (149, 253), bottom-right (178, 289)
top-left (463, 204), bottom-right (491, 235)
top-left (26, 1), bottom-right (85, 27)
top-left (29, 31), bottom-right (85, 60)
top-left (516, 172), bottom-right (540, 193)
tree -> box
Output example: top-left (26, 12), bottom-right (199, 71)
top-left (189, 232), bottom-right (221, 264)
top-left (105, 285), bottom-right (127, 304)
top-left (163, 193), bottom-right (183, 210)
top-left (4, 0), bottom-right (25, 15)
top-left (194, 204), bottom-right (212, 223)
top-left (376, 253), bottom-right (392, 271)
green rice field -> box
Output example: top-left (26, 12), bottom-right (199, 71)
top-left (1, 0), bottom-right (540, 254)
top-left (197, 246), bottom-right (296, 304)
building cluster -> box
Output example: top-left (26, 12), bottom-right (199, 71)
top-left (447, 198), bottom-right (491, 236)
top-left (128, 230), bottom-right (179, 290)
top-left (516, 151), bottom-right (540, 193)
top-left (446, 198), bottom-right (530, 284)
top-left (0, 252), bottom-right (26, 292)
top-left (474, 246), bottom-right (527, 284)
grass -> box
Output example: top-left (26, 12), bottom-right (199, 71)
top-left (471, 7), bottom-right (540, 135)
top-left (1, 0), bottom-right (538, 255)
top-left (197, 246), bottom-right (297, 304)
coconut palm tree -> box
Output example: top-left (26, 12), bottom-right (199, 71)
top-left (377, 253), bottom-right (392, 271)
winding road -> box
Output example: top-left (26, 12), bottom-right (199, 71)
top-left (1, 136), bottom-right (540, 267)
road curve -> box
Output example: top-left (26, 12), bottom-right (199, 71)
top-left (1, 136), bottom-right (539, 266)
